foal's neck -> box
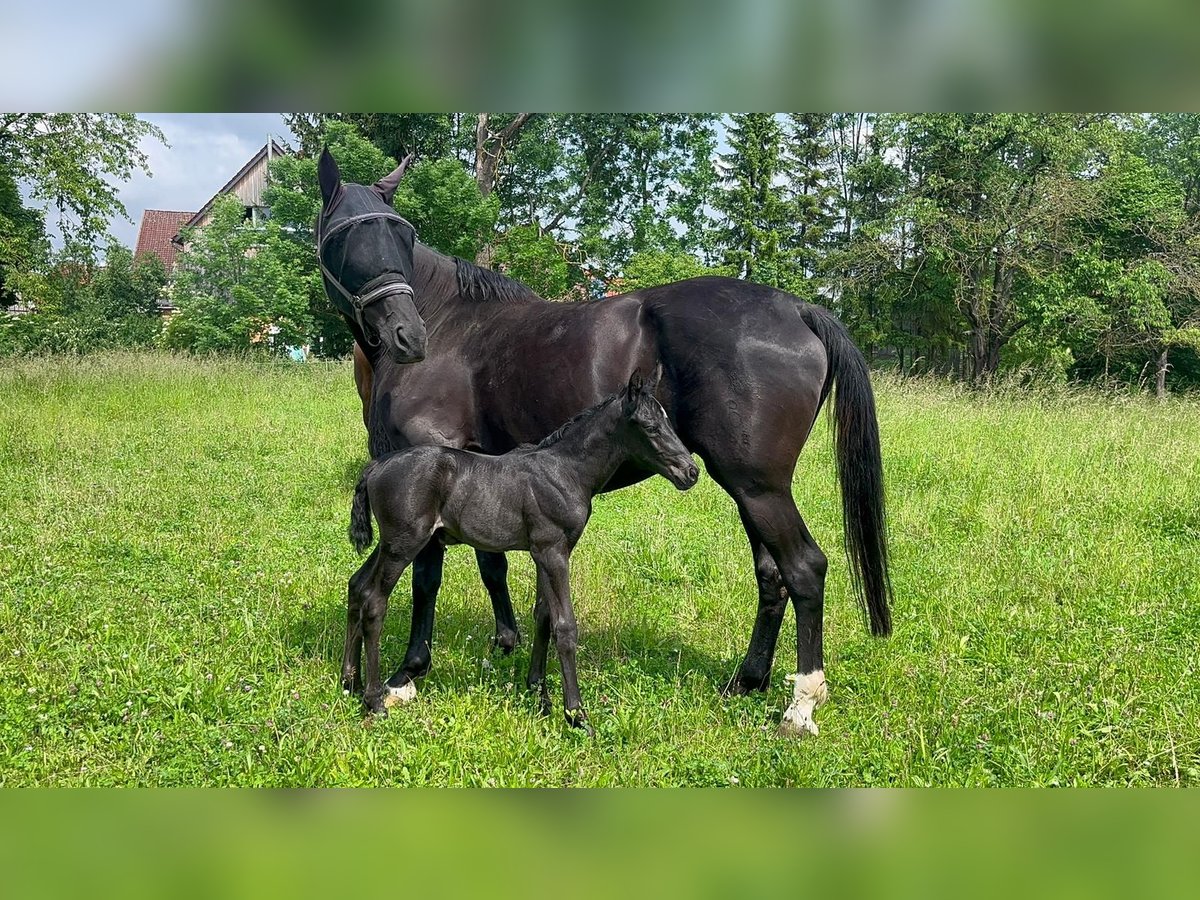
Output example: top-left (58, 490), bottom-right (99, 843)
top-left (544, 406), bottom-right (629, 496)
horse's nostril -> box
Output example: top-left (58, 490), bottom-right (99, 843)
top-left (687, 465), bottom-right (699, 480)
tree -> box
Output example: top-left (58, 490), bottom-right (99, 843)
top-left (0, 114), bottom-right (163, 248)
top-left (897, 114), bottom-right (1105, 383)
top-left (491, 225), bottom-right (577, 299)
top-left (163, 195), bottom-right (312, 355)
top-left (784, 114), bottom-right (839, 299)
top-left (713, 114), bottom-right (792, 287)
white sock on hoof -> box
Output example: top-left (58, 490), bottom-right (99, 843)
top-left (383, 681), bottom-right (418, 708)
top-left (779, 670), bottom-right (827, 737)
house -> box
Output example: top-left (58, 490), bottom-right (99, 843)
top-left (132, 139), bottom-right (289, 312)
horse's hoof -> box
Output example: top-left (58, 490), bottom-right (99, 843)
top-left (364, 695), bottom-right (388, 717)
top-left (778, 670), bottom-right (828, 739)
top-left (777, 710), bottom-right (819, 738)
top-left (565, 710), bottom-right (594, 737)
top-left (723, 672), bottom-right (769, 696)
top-left (383, 680), bottom-right (418, 708)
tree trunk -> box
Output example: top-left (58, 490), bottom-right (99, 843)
top-left (1155, 347), bottom-right (1170, 400)
top-left (473, 113), bottom-right (534, 267)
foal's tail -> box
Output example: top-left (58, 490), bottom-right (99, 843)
top-left (349, 461), bottom-right (379, 554)
top-left (798, 304), bottom-right (893, 637)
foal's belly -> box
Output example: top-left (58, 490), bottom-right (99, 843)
top-left (437, 486), bottom-right (531, 554)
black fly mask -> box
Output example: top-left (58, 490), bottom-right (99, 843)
top-left (316, 148), bottom-right (427, 364)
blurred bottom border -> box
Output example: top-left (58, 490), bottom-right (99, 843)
top-left (1, 789), bottom-right (1197, 899)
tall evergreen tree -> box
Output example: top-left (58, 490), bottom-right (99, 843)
top-left (713, 114), bottom-right (791, 286)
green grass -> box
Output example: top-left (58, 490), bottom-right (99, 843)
top-left (2, 353), bottom-right (1198, 786)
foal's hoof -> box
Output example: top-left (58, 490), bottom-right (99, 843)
top-left (364, 695), bottom-right (388, 717)
top-left (491, 627), bottom-right (520, 656)
top-left (383, 680), bottom-right (418, 708)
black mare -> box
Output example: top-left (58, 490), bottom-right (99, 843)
top-left (317, 149), bottom-right (893, 736)
top-left (344, 371), bottom-right (699, 730)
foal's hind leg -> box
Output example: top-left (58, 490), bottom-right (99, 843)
top-left (477, 550), bottom-right (521, 654)
top-left (383, 540), bottom-right (443, 702)
top-left (343, 547), bottom-right (380, 693)
top-left (360, 545), bottom-right (416, 715)
top-left (526, 590), bottom-right (553, 716)
top-left (735, 491), bottom-right (829, 737)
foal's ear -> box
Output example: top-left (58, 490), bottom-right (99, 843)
top-left (373, 152), bottom-right (415, 205)
top-left (646, 362), bottom-right (663, 392)
top-left (627, 369), bottom-right (644, 398)
top-left (318, 146), bottom-right (342, 207)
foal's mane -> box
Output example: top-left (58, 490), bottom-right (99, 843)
top-left (535, 393), bottom-right (620, 449)
top-left (453, 256), bottom-right (542, 304)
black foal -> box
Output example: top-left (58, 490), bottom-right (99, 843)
top-left (344, 369), bottom-right (699, 732)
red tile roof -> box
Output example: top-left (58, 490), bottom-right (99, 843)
top-left (134, 209), bottom-right (195, 270)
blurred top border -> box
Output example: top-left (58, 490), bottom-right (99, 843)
top-left (5, 0), bottom-right (1200, 111)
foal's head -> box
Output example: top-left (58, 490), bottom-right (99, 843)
top-left (618, 368), bottom-right (699, 490)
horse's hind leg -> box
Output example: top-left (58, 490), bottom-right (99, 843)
top-left (477, 550), bottom-right (521, 654)
top-left (725, 518), bottom-right (789, 696)
top-left (735, 490), bottom-right (829, 737)
top-left (384, 540), bottom-right (443, 701)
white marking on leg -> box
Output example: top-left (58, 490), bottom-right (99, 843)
top-left (383, 681), bottom-right (417, 708)
top-left (779, 670), bottom-right (827, 737)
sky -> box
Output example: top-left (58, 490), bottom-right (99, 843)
top-left (99, 113), bottom-right (296, 250)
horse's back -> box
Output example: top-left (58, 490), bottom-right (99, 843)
top-left (635, 277), bottom-right (830, 475)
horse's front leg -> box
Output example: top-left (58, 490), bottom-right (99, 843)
top-left (532, 546), bottom-right (591, 736)
top-left (476, 550), bottom-right (521, 654)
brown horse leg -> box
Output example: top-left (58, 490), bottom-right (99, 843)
top-left (352, 342), bottom-right (373, 431)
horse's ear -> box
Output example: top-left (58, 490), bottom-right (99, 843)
top-left (373, 152), bottom-right (415, 205)
top-left (318, 146), bottom-right (342, 207)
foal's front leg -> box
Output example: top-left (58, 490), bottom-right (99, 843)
top-left (532, 546), bottom-right (592, 736)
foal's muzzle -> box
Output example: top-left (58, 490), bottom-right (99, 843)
top-left (668, 461), bottom-right (700, 490)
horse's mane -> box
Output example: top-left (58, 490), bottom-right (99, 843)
top-left (535, 393), bottom-right (620, 449)
top-left (453, 256), bottom-right (542, 303)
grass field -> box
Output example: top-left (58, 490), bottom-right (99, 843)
top-left (1, 353), bottom-right (1198, 786)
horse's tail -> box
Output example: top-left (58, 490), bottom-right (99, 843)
top-left (798, 303), bottom-right (893, 637)
top-left (349, 461), bottom-right (378, 555)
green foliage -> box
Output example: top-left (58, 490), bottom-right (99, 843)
top-left (0, 114), bottom-right (163, 245)
top-left (0, 241), bottom-right (166, 356)
top-left (714, 114), bottom-right (792, 287)
top-left (392, 158), bottom-right (499, 260)
top-left (163, 196), bottom-right (311, 355)
top-left (491, 226), bottom-right (575, 299)
top-left (620, 250), bottom-right (730, 292)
